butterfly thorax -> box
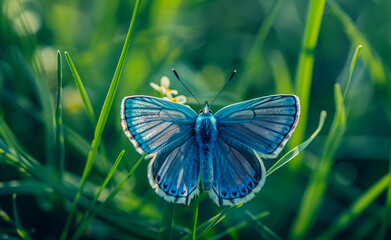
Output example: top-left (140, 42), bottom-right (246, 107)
top-left (195, 111), bottom-right (217, 191)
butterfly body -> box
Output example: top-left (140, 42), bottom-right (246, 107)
top-left (121, 94), bottom-right (300, 206)
top-left (195, 101), bottom-right (217, 191)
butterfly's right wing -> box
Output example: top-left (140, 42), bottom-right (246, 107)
top-left (121, 96), bottom-right (197, 154)
top-left (121, 96), bottom-right (199, 204)
top-left (209, 95), bottom-right (299, 206)
top-left (209, 139), bottom-right (266, 206)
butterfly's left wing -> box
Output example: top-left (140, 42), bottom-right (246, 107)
top-left (147, 136), bottom-right (200, 204)
top-left (215, 95), bottom-right (300, 158)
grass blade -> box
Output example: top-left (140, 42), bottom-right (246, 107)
top-left (266, 110), bottom-right (327, 176)
top-left (379, 147), bottom-right (391, 240)
top-left (71, 153), bottom-right (146, 240)
top-left (245, 210), bottom-right (282, 240)
top-left (208, 211), bottom-right (269, 240)
top-left (12, 194), bottom-right (31, 240)
top-left (191, 195), bottom-right (200, 240)
top-left (343, 45), bottom-right (362, 99)
top-left (60, 0), bottom-right (142, 239)
top-left (289, 84), bottom-right (346, 239)
top-left (289, 0), bottom-right (326, 167)
top-left (71, 150), bottom-right (125, 240)
top-left (0, 117), bottom-right (40, 170)
top-left (64, 51), bottom-right (97, 126)
top-left (159, 202), bottom-right (175, 240)
top-left (196, 207), bottom-right (228, 239)
top-left (0, 205), bottom-right (13, 225)
top-left (56, 50), bottom-right (65, 178)
top-left (316, 173), bottom-right (391, 240)
top-left (195, 203), bottom-right (243, 239)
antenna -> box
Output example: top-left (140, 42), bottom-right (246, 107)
top-left (172, 69), bottom-right (202, 108)
top-left (210, 70), bottom-right (237, 106)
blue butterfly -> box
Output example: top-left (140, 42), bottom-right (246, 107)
top-left (121, 86), bottom-right (300, 206)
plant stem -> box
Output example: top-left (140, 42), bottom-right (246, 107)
top-left (289, 0), bottom-right (326, 169)
top-left (56, 50), bottom-right (65, 178)
top-left (192, 195), bottom-right (199, 240)
top-left (159, 202), bottom-right (175, 240)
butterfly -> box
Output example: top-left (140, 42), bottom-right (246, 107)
top-left (121, 90), bottom-right (300, 206)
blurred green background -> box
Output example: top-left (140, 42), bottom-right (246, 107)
top-left (0, 0), bottom-right (390, 239)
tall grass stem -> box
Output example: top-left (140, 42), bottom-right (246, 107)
top-left (289, 0), bottom-right (326, 168)
top-left (56, 50), bottom-right (65, 178)
top-left (60, 0), bottom-right (142, 239)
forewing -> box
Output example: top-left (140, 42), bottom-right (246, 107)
top-left (209, 139), bottom-right (266, 206)
top-left (148, 136), bottom-right (199, 204)
top-left (215, 95), bottom-right (300, 158)
top-left (121, 96), bottom-right (197, 154)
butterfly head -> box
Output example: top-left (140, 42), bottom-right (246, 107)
top-left (199, 101), bottom-right (213, 115)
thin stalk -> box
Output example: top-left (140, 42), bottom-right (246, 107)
top-left (343, 45), bottom-right (362, 99)
top-left (192, 195), bottom-right (200, 240)
top-left (379, 147), bottom-right (391, 240)
top-left (195, 203), bottom-right (242, 239)
top-left (246, 211), bottom-right (282, 240)
top-left (196, 207), bottom-right (228, 239)
top-left (12, 194), bottom-right (32, 240)
top-left (159, 202), bottom-right (175, 240)
top-left (289, 0), bottom-right (326, 168)
top-left (56, 50), bottom-right (65, 178)
top-left (64, 51), bottom-right (97, 126)
top-left (60, 0), bottom-right (142, 239)
top-left (0, 205), bottom-right (14, 225)
top-left (208, 211), bottom-right (269, 240)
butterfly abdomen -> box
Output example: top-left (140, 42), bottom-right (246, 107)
top-left (195, 113), bottom-right (217, 191)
